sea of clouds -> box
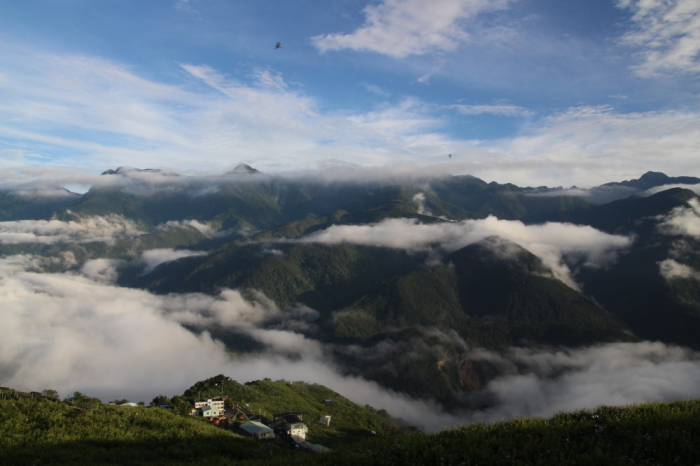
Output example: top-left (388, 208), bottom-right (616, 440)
top-left (2, 250), bottom-right (700, 431)
top-left (1, 187), bottom-right (700, 430)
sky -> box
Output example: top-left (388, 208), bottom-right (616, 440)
top-left (1, 0), bottom-right (700, 187)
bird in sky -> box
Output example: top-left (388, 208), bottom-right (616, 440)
top-left (448, 154), bottom-right (452, 158)
top-left (275, 42), bottom-right (282, 49)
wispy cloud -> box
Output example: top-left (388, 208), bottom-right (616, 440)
top-left (364, 83), bottom-right (391, 97)
top-left (2, 44), bottom-right (700, 188)
top-left (0, 215), bottom-right (143, 245)
top-left (617, 0), bottom-right (700, 76)
top-left (450, 103), bottom-right (532, 117)
top-left (174, 0), bottom-right (199, 16)
top-left (311, 0), bottom-right (515, 58)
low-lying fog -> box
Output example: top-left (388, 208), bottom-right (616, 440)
top-left (2, 251), bottom-right (700, 431)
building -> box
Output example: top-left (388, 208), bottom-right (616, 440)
top-left (201, 405), bottom-right (224, 417)
top-left (319, 415), bottom-right (331, 426)
top-left (239, 421), bottom-right (275, 439)
top-left (272, 412), bottom-right (308, 442)
top-left (192, 397), bottom-right (226, 417)
top-left (194, 397), bottom-right (226, 410)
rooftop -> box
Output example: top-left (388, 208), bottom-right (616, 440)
top-left (239, 421), bottom-right (273, 435)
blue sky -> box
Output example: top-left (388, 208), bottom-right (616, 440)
top-left (1, 0), bottom-right (699, 187)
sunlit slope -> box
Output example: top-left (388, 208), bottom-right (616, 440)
top-left (133, 242), bottom-right (428, 311)
top-left (0, 396), bottom-right (290, 466)
top-left (182, 375), bottom-right (397, 448)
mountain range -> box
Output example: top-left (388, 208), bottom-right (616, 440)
top-left (2, 169), bottom-right (699, 408)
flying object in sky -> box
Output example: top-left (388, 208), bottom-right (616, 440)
top-left (448, 154), bottom-right (452, 158)
top-left (275, 42), bottom-right (282, 49)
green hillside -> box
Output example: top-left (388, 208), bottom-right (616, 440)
top-left (134, 242), bottom-right (427, 312)
top-left (2, 385), bottom-right (699, 466)
top-left (338, 237), bottom-right (629, 348)
top-left (330, 238), bottom-right (632, 406)
top-left (0, 390), bottom-right (290, 466)
top-left (182, 375), bottom-right (397, 448)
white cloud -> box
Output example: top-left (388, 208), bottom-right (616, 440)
top-left (645, 183), bottom-right (700, 196)
top-left (658, 198), bottom-right (700, 236)
top-left (618, 0), bottom-right (700, 76)
top-left (297, 216), bottom-right (633, 288)
top-left (412, 192), bottom-right (431, 216)
top-left (312, 0), bottom-right (514, 58)
top-left (0, 254), bottom-right (446, 428)
top-left (658, 258), bottom-right (700, 281)
top-left (1, 45), bottom-right (700, 189)
top-left (464, 342), bottom-right (700, 421)
top-left (155, 219), bottom-right (215, 236)
top-left (450, 104), bottom-right (532, 117)
top-left (3, 254), bottom-right (700, 431)
top-left (251, 69), bottom-right (288, 91)
top-left (80, 258), bottom-right (125, 284)
top-left (138, 249), bottom-right (207, 274)
top-left (174, 0), bottom-right (199, 16)
top-left (364, 83), bottom-right (391, 97)
top-left (0, 214), bottom-right (143, 245)
top-left (478, 106), bottom-right (700, 187)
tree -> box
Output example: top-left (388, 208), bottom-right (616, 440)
top-left (110, 399), bottom-right (130, 405)
top-left (150, 395), bottom-right (170, 407)
top-left (41, 389), bottom-right (59, 399)
top-left (64, 391), bottom-right (102, 409)
top-left (170, 396), bottom-right (193, 416)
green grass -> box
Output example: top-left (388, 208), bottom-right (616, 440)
top-left (3, 386), bottom-right (699, 466)
top-left (0, 393), bottom-right (292, 466)
top-left (276, 399), bottom-right (700, 466)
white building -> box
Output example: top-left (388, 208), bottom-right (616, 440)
top-left (192, 397), bottom-right (226, 417)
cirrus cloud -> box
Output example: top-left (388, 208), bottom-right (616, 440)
top-left (617, 0), bottom-right (700, 76)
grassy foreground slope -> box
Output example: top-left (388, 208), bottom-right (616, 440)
top-left (291, 400), bottom-right (700, 466)
top-left (0, 397), bottom-right (291, 465)
top-left (2, 394), bottom-right (699, 465)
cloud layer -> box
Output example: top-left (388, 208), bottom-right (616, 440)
top-left (0, 214), bottom-right (143, 245)
top-left (298, 216), bottom-right (632, 288)
top-left (1, 41), bottom-right (700, 188)
top-left (2, 253), bottom-right (700, 430)
top-left (464, 342), bottom-right (700, 421)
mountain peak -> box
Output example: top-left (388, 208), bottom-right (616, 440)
top-left (638, 171), bottom-right (669, 183)
top-left (228, 163), bottom-right (260, 175)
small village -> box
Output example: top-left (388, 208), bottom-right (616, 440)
top-left (0, 377), bottom-right (393, 456)
top-left (184, 396), bottom-right (331, 453)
